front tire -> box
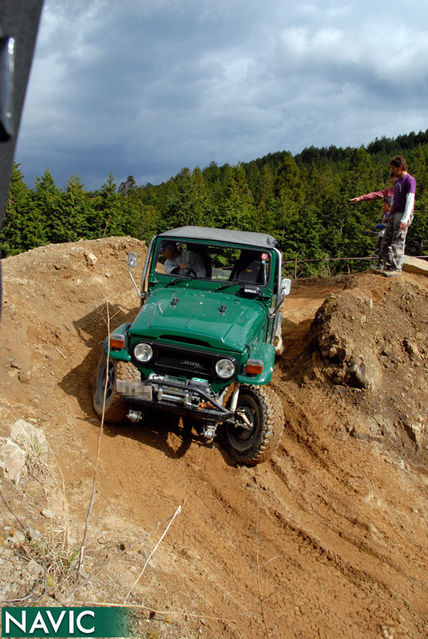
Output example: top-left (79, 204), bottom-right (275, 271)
top-left (222, 385), bottom-right (284, 465)
top-left (93, 352), bottom-right (140, 423)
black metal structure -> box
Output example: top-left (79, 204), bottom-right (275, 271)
top-left (0, 0), bottom-right (43, 314)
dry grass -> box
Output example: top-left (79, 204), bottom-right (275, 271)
top-left (15, 427), bottom-right (77, 586)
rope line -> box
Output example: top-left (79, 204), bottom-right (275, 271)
top-left (282, 255), bottom-right (428, 265)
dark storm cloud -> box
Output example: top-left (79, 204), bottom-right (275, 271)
top-left (15, 0), bottom-right (428, 189)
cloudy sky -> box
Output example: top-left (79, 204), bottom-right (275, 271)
top-left (15, 0), bottom-right (428, 190)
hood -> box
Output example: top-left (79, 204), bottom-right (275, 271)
top-left (129, 286), bottom-right (266, 353)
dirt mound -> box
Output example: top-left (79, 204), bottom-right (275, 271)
top-left (306, 275), bottom-right (428, 456)
top-left (1, 239), bottom-right (427, 638)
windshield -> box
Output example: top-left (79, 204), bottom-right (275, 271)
top-left (155, 242), bottom-right (271, 286)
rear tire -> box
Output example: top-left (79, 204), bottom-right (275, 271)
top-left (93, 352), bottom-right (140, 423)
top-left (222, 385), bottom-right (284, 465)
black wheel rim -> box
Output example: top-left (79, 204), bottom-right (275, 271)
top-left (234, 405), bottom-right (256, 441)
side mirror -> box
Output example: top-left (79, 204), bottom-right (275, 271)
top-left (280, 278), bottom-right (291, 297)
top-left (127, 251), bottom-right (142, 298)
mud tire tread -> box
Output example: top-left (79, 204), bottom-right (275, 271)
top-left (222, 384), bottom-right (284, 466)
top-left (93, 353), bottom-right (140, 424)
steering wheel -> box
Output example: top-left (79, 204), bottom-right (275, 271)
top-left (171, 266), bottom-right (197, 278)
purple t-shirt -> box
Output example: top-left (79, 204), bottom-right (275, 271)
top-left (391, 173), bottom-right (416, 213)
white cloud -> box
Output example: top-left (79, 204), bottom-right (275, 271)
top-left (277, 17), bottom-right (428, 87)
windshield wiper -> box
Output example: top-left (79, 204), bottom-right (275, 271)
top-left (167, 275), bottom-right (196, 287)
top-left (215, 283), bottom-right (238, 292)
top-left (167, 278), bottom-right (179, 287)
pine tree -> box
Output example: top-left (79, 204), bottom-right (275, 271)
top-left (62, 175), bottom-right (95, 240)
top-left (32, 169), bottom-right (64, 244)
top-left (0, 163), bottom-right (42, 255)
top-left (215, 165), bottom-right (255, 231)
top-left (118, 176), bottom-right (162, 243)
top-left (190, 167), bottom-right (214, 227)
top-left (92, 173), bottom-right (125, 236)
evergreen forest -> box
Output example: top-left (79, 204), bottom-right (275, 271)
top-left (2, 130), bottom-right (427, 277)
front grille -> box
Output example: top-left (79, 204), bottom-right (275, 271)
top-left (155, 343), bottom-right (215, 377)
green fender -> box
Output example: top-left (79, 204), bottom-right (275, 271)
top-left (237, 342), bottom-right (275, 385)
top-left (102, 322), bottom-right (132, 361)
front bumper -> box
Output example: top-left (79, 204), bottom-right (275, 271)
top-left (116, 376), bottom-right (234, 421)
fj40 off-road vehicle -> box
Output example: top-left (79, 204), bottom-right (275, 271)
top-left (93, 227), bottom-right (291, 465)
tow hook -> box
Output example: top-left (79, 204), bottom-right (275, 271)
top-left (202, 421), bottom-right (217, 442)
top-left (127, 409), bottom-right (144, 423)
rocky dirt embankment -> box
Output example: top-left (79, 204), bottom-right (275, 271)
top-left (0, 238), bottom-right (427, 639)
top-left (308, 276), bottom-right (427, 450)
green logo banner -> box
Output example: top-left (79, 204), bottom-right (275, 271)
top-left (1, 607), bottom-right (131, 638)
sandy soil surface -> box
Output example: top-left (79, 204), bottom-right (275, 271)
top-left (0, 237), bottom-right (427, 638)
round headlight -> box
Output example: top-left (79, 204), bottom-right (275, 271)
top-left (215, 358), bottom-right (235, 379)
top-left (134, 342), bottom-right (153, 363)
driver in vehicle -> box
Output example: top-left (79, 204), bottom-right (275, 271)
top-left (159, 241), bottom-right (207, 277)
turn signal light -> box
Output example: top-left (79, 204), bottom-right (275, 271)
top-left (110, 334), bottom-right (125, 349)
top-left (245, 359), bottom-right (264, 375)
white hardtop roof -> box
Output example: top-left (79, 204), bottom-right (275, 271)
top-left (158, 226), bottom-right (278, 249)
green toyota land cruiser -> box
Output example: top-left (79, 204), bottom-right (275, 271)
top-left (93, 226), bottom-right (291, 465)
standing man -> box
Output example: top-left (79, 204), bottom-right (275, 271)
top-left (380, 155), bottom-right (416, 277)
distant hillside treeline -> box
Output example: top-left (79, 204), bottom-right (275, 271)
top-left (2, 130), bottom-right (427, 276)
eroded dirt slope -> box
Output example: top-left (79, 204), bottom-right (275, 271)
top-left (0, 238), bottom-right (427, 639)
